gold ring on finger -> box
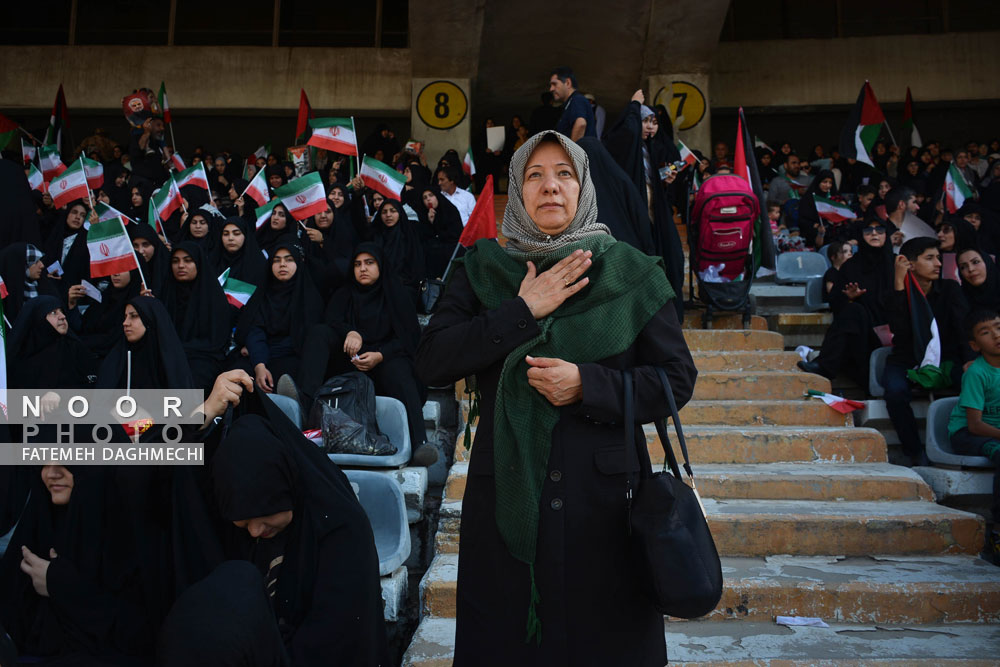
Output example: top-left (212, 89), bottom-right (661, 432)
top-left (564, 278), bottom-right (572, 287)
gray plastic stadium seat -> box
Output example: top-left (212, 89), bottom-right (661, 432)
top-left (776, 251), bottom-right (829, 284)
top-left (344, 470), bottom-right (412, 576)
top-left (325, 396), bottom-right (412, 468)
top-left (925, 397), bottom-right (993, 467)
top-left (269, 394), bottom-right (303, 429)
top-left (804, 276), bottom-right (827, 312)
top-left (868, 346), bottom-right (891, 397)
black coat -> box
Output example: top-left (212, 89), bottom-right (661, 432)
top-left (415, 266), bottom-right (697, 667)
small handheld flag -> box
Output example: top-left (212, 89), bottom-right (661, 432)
top-left (307, 118), bottom-right (359, 156)
top-left (241, 166), bottom-right (270, 207)
top-left (274, 172), bottom-right (327, 221)
top-left (359, 156), bottom-right (405, 200)
top-left (463, 148), bottom-right (476, 177)
top-left (50, 160), bottom-right (89, 209)
top-left (254, 198), bottom-right (280, 230)
top-left (87, 216), bottom-right (140, 278)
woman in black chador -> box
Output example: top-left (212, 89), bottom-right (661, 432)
top-left (416, 131), bottom-right (697, 666)
top-left (209, 407), bottom-right (389, 665)
top-left (8, 295), bottom-right (97, 390)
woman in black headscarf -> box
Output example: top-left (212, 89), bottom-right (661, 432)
top-left (401, 161), bottom-right (433, 214)
top-left (437, 149), bottom-right (470, 188)
top-left (297, 243), bottom-right (427, 445)
top-left (797, 169), bottom-right (851, 248)
top-left (160, 242), bottom-right (232, 392)
top-left (0, 158), bottom-right (43, 248)
top-left (415, 186), bottom-right (463, 279)
top-left (77, 268), bottom-right (143, 356)
top-left (0, 465), bottom-right (156, 664)
top-left (103, 162), bottom-right (132, 212)
top-left (97, 295), bottom-right (194, 390)
top-left (304, 190), bottom-right (361, 296)
top-left (214, 216), bottom-right (267, 288)
top-left (0, 242), bottom-right (56, 322)
top-left (210, 405), bottom-right (389, 665)
top-left (175, 206), bottom-right (222, 258)
top-left (256, 202), bottom-right (296, 254)
top-left (127, 182), bottom-right (152, 223)
top-left (127, 222), bottom-right (169, 296)
top-left (899, 158), bottom-right (928, 197)
top-left (8, 295), bottom-right (97, 390)
top-left (936, 217), bottom-right (979, 254)
top-left (756, 147), bottom-right (779, 185)
top-left (371, 199), bottom-right (425, 304)
top-left (957, 247), bottom-right (1000, 311)
top-left (41, 200), bottom-right (91, 295)
top-left (235, 236), bottom-right (324, 393)
top-left (265, 164), bottom-right (287, 192)
top-left (798, 218), bottom-right (895, 385)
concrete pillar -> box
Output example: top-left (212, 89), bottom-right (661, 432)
top-left (410, 77), bottom-right (471, 170)
top-left (648, 72), bottom-right (711, 155)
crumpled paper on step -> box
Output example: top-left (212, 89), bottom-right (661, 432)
top-left (776, 616), bottom-right (829, 628)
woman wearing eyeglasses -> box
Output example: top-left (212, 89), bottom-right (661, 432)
top-left (798, 219), bottom-right (895, 385)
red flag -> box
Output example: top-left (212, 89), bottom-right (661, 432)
top-left (459, 175), bottom-right (497, 247)
top-left (733, 114), bottom-right (749, 183)
top-left (295, 89), bottom-right (313, 142)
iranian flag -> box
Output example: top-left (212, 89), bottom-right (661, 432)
top-left (22, 139), bottom-right (36, 165)
top-left (241, 167), bottom-right (270, 207)
top-left (944, 162), bottom-right (974, 214)
top-left (0, 113), bottom-right (17, 151)
top-left (463, 148), bottom-right (476, 177)
top-left (50, 159), bottom-right (89, 209)
top-left (274, 172), bottom-right (326, 221)
top-left (0, 275), bottom-right (7, 299)
top-left (254, 198), bottom-right (280, 230)
top-left (43, 84), bottom-right (70, 151)
top-left (26, 163), bottom-right (44, 192)
top-left (222, 275), bottom-right (257, 308)
top-left (677, 139), bottom-right (697, 167)
top-left (80, 156), bottom-right (103, 189)
top-left (95, 201), bottom-right (134, 224)
top-left (158, 81), bottom-right (172, 124)
top-left (903, 87), bottom-right (922, 148)
top-left (807, 389), bottom-right (865, 414)
top-left (152, 179), bottom-right (183, 221)
top-left (147, 199), bottom-right (165, 237)
top-left (174, 164), bottom-right (210, 191)
top-left (814, 195), bottom-right (856, 223)
top-left (839, 82), bottom-right (886, 167)
top-left (39, 145), bottom-right (66, 181)
top-left (170, 152), bottom-right (186, 172)
top-left (360, 155), bottom-right (405, 200)
top-left (754, 136), bottom-right (775, 154)
top-left (88, 217), bottom-right (139, 277)
top-left (307, 117), bottom-right (358, 155)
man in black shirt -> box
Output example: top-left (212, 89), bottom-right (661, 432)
top-left (549, 66), bottom-right (596, 142)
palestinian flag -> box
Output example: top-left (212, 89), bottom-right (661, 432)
top-left (360, 155), bottom-right (405, 200)
top-left (785, 174), bottom-right (805, 200)
top-left (87, 217), bottom-right (139, 277)
top-left (307, 117), bottom-right (358, 155)
top-left (43, 84), bottom-right (70, 150)
top-left (170, 152), bottom-right (185, 172)
top-left (903, 87), bottom-right (922, 148)
top-left (459, 175), bottom-right (497, 247)
top-left (677, 139), bottom-right (697, 167)
top-left (174, 164), bottom-right (210, 191)
top-left (242, 167), bottom-right (270, 207)
top-left (734, 107), bottom-right (777, 271)
top-left (158, 81), bottom-right (172, 124)
top-left (50, 159), bottom-right (89, 209)
top-left (807, 389), bottom-right (865, 414)
top-left (839, 82), bottom-right (886, 167)
top-left (22, 139), bottom-right (36, 165)
top-left (254, 198), bottom-right (280, 230)
top-left (152, 179), bottom-right (183, 221)
top-left (274, 172), bottom-right (326, 221)
top-left (95, 201), bottom-right (134, 224)
top-left (754, 136), bottom-right (774, 154)
top-left (0, 113), bottom-right (18, 151)
top-left (463, 148), bottom-right (476, 177)
top-left (902, 271), bottom-right (954, 389)
top-left (814, 195), bottom-right (856, 223)
top-left (944, 162), bottom-right (974, 214)
top-left (39, 145), bottom-right (66, 181)
top-left (222, 275), bottom-right (256, 309)
top-left (80, 156), bottom-right (103, 189)
top-left (295, 89), bottom-right (314, 143)
top-left (26, 163), bottom-right (44, 192)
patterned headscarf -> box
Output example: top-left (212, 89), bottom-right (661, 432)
top-left (502, 130), bottom-right (610, 256)
top-left (23, 243), bottom-right (43, 299)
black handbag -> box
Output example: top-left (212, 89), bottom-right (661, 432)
top-left (419, 278), bottom-right (446, 314)
top-left (623, 367), bottom-right (724, 619)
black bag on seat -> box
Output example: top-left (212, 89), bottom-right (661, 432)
top-left (310, 372), bottom-right (394, 456)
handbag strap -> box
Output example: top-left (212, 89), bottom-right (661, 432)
top-left (622, 367), bottom-right (696, 483)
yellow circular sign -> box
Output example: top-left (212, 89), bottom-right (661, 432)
top-left (653, 81), bottom-right (706, 131)
top-left (416, 81), bottom-right (468, 130)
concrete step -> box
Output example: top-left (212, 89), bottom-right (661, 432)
top-left (693, 371), bottom-right (830, 401)
top-left (443, 462), bottom-right (930, 504)
top-left (433, 497), bottom-right (984, 557)
top-left (683, 329), bottom-right (785, 352)
top-left (403, 616), bottom-right (1000, 666)
top-left (418, 552), bottom-right (1000, 624)
top-left (771, 311), bottom-right (833, 349)
top-left (682, 312), bottom-right (769, 331)
top-left (691, 350), bottom-right (802, 371)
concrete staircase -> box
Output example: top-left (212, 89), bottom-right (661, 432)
top-left (403, 326), bottom-right (1000, 665)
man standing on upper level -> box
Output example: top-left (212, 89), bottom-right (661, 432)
top-left (437, 165), bottom-right (477, 225)
top-left (549, 66), bottom-right (596, 142)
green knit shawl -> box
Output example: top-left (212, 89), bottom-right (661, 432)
top-left (458, 235), bottom-right (673, 608)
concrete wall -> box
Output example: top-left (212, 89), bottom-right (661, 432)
top-left (711, 31), bottom-right (1000, 109)
top-left (0, 46), bottom-right (412, 113)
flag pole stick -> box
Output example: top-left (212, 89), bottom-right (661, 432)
top-left (79, 157), bottom-right (96, 211)
top-left (168, 122), bottom-right (178, 158)
top-left (122, 217), bottom-right (149, 292)
top-left (173, 177), bottom-right (187, 214)
top-left (16, 126), bottom-right (41, 145)
top-left (201, 162), bottom-right (215, 206)
top-left (441, 242), bottom-right (463, 283)
top-left (3, 315), bottom-right (11, 330)
top-left (883, 121), bottom-right (898, 149)
top-left (351, 116), bottom-right (360, 176)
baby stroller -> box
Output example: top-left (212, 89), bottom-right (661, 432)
top-left (689, 174), bottom-right (758, 328)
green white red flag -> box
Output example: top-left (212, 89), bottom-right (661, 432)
top-left (80, 156), bottom-right (103, 188)
top-left (814, 196), bottom-right (856, 223)
top-left (26, 163), bottom-right (44, 192)
top-left (158, 81), bottom-right (172, 124)
top-left (676, 139), bottom-right (697, 167)
top-left (222, 274), bottom-right (257, 308)
top-left (94, 201), bottom-right (134, 224)
top-left (274, 172), bottom-right (327, 221)
top-left (838, 82), bottom-right (886, 167)
top-left (152, 179), bottom-right (183, 221)
top-left (463, 148), bottom-right (476, 177)
top-left (0, 275), bottom-right (7, 300)
top-left (241, 167), bottom-right (270, 207)
top-left (22, 139), bottom-right (36, 165)
top-left (174, 164), bottom-right (210, 191)
top-left (87, 217), bottom-right (139, 277)
top-left (0, 113), bottom-right (17, 151)
top-left (360, 155), bottom-right (405, 200)
top-left (307, 117), bottom-right (358, 156)
top-left (903, 87), bottom-right (922, 148)
top-left (147, 199), bottom-right (165, 236)
top-left (807, 389), bottom-right (865, 414)
top-left (39, 145), bottom-right (65, 181)
top-left (50, 159), bottom-right (89, 209)
top-left (254, 198), bottom-right (280, 230)
top-left (944, 162), bottom-right (974, 214)
top-left (754, 136), bottom-right (774, 154)
top-left (170, 152), bottom-right (185, 172)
